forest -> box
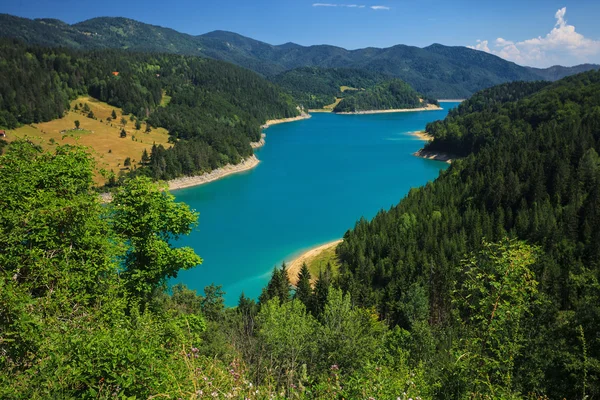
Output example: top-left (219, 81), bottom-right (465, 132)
top-left (271, 67), bottom-right (389, 109)
top-left (0, 39), bottom-right (298, 179)
top-left (2, 65), bottom-right (599, 398)
top-left (332, 79), bottom-right (437, 113)
top-left (333, 71), bottom-right (600, 398)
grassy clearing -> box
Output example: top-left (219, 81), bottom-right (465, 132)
top-left (160, 90), bottom-right (172, 107)
top-left (5, 96), bottom-right (172, 185)
top-left (306, 244), bottom-right (341, 278)
top-left (308, 97), bottom-right (342, 113)
top-left (340, 85), bottom-right (359, 92)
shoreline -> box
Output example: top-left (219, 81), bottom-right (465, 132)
top-left (409, 130), bottom-right (434, 141)
top-left (335, 104), bottom-right (442, 115)
top-left (409, 130), bottom-right (454, 163)
top-left (287, 239), bottom-right (343, 286)
top-left (261, 111), bottom-right (311, 129)
top-left (438, 99), bottom-right (466, 103)
top-left (168, 154), bottom-right (260, 191)
top-left (99, 154), bottom-right (261, 202)
top-left (251, 133), bottom-right (266, 149)
top-left (413, 149), bottom-right (453, 164)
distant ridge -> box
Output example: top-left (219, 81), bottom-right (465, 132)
top-left (1, 14), bottom-right (598, 97)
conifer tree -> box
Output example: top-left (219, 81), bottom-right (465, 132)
top-left (294, 263), bottom-right (313, 309)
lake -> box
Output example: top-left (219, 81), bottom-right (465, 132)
top-left (173, 103), bottom-right (458, 305)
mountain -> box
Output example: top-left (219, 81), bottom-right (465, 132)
top-left (526, 63), bottom-right (600, 81)
top-left (0, 14), bottom-right (594, 98)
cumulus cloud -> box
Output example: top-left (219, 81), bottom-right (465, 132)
top-left (468, 7), bottom-right (600, 67)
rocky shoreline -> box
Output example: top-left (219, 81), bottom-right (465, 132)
top-left (413, 149), bottom-right (453, 163)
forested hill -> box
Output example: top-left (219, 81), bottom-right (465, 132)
top-left (332, 79), bottom-right (435, 113)
top-left (333, 70), bottom-right (600, 398)
top-left (271, 67), bottom-right (388, 109)
top-left (0, 39), bottom-right (298, 181)
top-left (1, 14), bottom-right (598, 98)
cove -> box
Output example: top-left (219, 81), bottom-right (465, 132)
top-left (173, 103), bottom-right (459, 305)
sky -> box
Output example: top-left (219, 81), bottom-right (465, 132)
top-left (2, 0), bottom-right (600, 67)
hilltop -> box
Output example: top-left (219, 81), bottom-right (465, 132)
top-left (1, 14), bottom-right (598, 98)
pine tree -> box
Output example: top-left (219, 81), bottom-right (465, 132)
top-left (294, 263), bottom-right (313, 308)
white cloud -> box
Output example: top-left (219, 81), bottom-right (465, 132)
top-left (371, 5), bottom-right (391, 10)
top-left (468, 7), bottom-right (600, 67)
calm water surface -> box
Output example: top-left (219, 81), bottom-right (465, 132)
top-left (173, 103), bottom-right (458, 304)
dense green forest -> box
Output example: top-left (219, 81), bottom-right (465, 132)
top-left (330, 71), bottom-right (600, 398)
top-left (271, 67), bottom-right (388, 109)
top-left (2, 14), bottom-right (598, 98)
top-left (0, 39), bottom-right (298, 179)
top-left (332, 79), bottom-right (436, 113)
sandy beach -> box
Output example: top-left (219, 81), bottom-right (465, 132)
top-left (409, 130), bottom-right (434, 141)
top-left (261, 112), bottom-right (311, 129)
top-left (335, 104), bottom-right (442, 115)
top-left (287, 239), bottom-right (343, 285)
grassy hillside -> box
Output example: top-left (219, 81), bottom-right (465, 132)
top-left (5, 96), bottom-right (172, 184)
top-left (0, 39), bottom-right (298, 183)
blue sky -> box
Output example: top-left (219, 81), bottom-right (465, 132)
top-left (3, 0), bottom-right (600, 67)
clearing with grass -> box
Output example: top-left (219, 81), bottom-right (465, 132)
top-left (5, 97), bottom-right (172, 185)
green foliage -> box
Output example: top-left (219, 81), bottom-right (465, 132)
top-left (294, 263), bottom-right (313, 308)
top-left (317, 288), bottom-right (387, 372)
top-left (453, 239), bottom-right (539, 396)
top-left (333, 79), bottom-right (425, 113)
top-left (257, 298), bottom-right (318, 391)
top-left (0, 39), bottom-right (297, 182)
top-left (336, 70), bottom-right (600, 398)
top-left (0, 141), bottom-right (211, 399)
top-left (272, 67), bottom-right (388, 109)
top-left (258, 262), bottom-right (291, 305)
top-left (2, 14), bottom-right (588, 98)
top-left (111, 176), bottom-right (202, 300)
top-left (74, 119), bottom-right (80, 129)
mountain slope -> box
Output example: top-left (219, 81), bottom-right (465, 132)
top-left (0, 14), bottom-right (593, 98)
top-left (336, 71), bottom-right (600, 398)
top-left (526, 63), bottom-right (600, 81)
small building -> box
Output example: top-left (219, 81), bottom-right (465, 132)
top-left (111, 71), bottom-right (119, 76)
top-left (0, 130), bottom-right (6, 138)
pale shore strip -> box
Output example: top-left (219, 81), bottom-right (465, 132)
top-left (335, 104), bottom-right (442, 115)
top-left (261, 112), bottom-right (311, 129)
top-left (438, 99), bottom-right (466, 102)
top-left (410, 131), bottom-right (454, 163)
top-left (168, 155), bottom-right (260, 191)
top-left (409, 130), bottom-right (434, 141)
top-left (251, 133), bottom-right (266, 149)
top-left (413, 149), bottom-right (453, 164)
top-left (287, 239), bottom-right (343, 286)
top-left (99, 155), bottom-right (260, 202)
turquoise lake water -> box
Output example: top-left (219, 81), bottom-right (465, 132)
top-left (173, 103), bottom-right (458, 305)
